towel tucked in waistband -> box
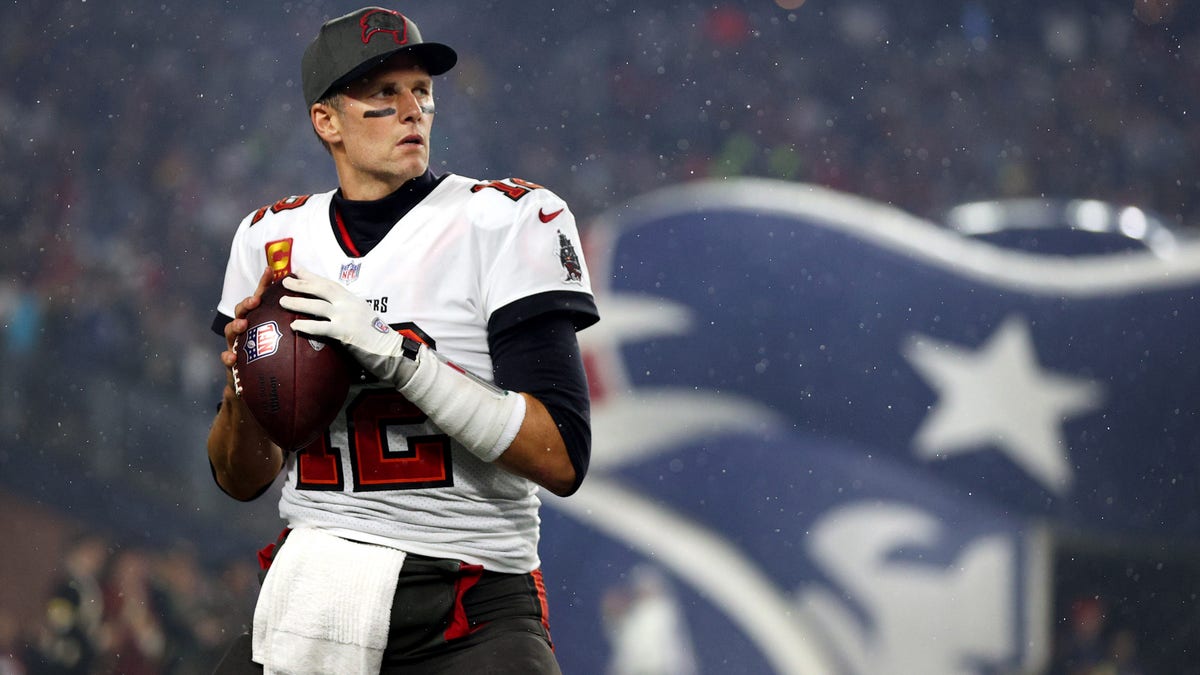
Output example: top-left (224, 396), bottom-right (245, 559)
top-left (252, 527), bottom-right (407, 675)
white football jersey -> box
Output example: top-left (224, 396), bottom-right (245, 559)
top-left (217, 174), bottom-right (595, 573)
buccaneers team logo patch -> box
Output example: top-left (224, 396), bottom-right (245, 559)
top-left (557, 230), bottom-right (583, 284)
top-left (359, 9), bottom-right (408, 45)
top-left (243, 321), bottom-right (281, 363)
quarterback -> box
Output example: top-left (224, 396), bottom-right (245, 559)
top-left (207, 7), bottom-right (597, 674)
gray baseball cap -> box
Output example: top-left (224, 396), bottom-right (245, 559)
top-left (301, 7), bottom-right (457, 107)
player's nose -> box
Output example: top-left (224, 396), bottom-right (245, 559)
top-left (397, 90), bottom-right (425, 122)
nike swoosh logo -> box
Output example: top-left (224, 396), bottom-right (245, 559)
top-left (539, 208), bottom-right (564, 223)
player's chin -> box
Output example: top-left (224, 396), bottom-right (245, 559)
top-left (390, 154), bottom-right (429, 179)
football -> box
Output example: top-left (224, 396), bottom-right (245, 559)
top-left (232, 277), bottom-right (354, 451)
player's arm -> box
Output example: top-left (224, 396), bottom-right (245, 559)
top-left (280, 268), bottom-right (592, 496)
top-left (495, 395), bottom-right (577, 495)
top-left (207, 268), bottom-right (285, 501)
top-left (489, 309), bottom-right (591, 495)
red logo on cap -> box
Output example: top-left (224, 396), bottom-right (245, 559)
top-left (359, 9), bottom-right (408, 45)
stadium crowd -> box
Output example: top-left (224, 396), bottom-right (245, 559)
top-left (6, 534), bottom-right (257, 675)
top-left (0, 0), bottom-right (1195, 672)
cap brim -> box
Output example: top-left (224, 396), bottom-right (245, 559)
top-left (323, 42), bottom-right (457, 100)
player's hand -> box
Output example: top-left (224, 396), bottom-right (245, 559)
top-left (220, 267), bottom-right (275, 376)
top-left (280, 268), bottom-right (419, 388)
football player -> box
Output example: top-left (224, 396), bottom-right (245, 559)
top-left (207, 7), bottom-right (597, 674)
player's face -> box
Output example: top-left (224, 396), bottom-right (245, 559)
top-left (330, 55), bottom-right (435, 199)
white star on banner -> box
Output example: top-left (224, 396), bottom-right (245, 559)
top-left (900, 315), bottom-right (1104, 494)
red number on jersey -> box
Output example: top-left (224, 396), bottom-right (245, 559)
top-left (296, 389), bottom-right (453, 491)
top-left (471, 178), bottom-right (544, 201)
top-left (250, 194), bottom-right (312, 225)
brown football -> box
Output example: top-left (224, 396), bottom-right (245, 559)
top-left (232, 278), bottom-right (353, 451)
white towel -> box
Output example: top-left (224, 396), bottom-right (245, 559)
top-left (251, 527), bottom-right (406, 675)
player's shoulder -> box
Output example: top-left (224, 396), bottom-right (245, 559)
top-left (240, 189), bottom-right (335, 231)
top-left (443, 174), bottom-right (569, 228)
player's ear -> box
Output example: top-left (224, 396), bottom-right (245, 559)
top-left (311, 100), bottom-right (341, 146)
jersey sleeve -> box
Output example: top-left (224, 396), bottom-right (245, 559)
top-left (479, 186), bottom-right (596, 326)
top-left (214, 211), bottom-right (269, 326)
top-left (489, 311), bottom-right (592, 495)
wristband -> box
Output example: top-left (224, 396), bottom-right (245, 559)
top-left (398, 344), bottom-right (527, 462)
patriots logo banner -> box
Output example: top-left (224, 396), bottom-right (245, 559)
top-left (538, 179), bottom-right (1200, 674)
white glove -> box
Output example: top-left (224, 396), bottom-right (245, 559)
top-left (279, 268), bottom-right (526, 461)
top-left (280, 268), bottom-right (419, 389)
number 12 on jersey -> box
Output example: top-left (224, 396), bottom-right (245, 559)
top-left (296, 389), bottom-right (453, 491)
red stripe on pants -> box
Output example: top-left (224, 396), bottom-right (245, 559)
top-left (443, 563), bottom-right (484, 641)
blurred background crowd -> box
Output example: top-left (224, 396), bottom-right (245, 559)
top-left (0, 0), bottom-right (1195, 672)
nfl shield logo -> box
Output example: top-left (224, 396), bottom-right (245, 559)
top-left (339, 262), bottom-right (361, 284)
top-left (244, 321), bottom-right (280, 363)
